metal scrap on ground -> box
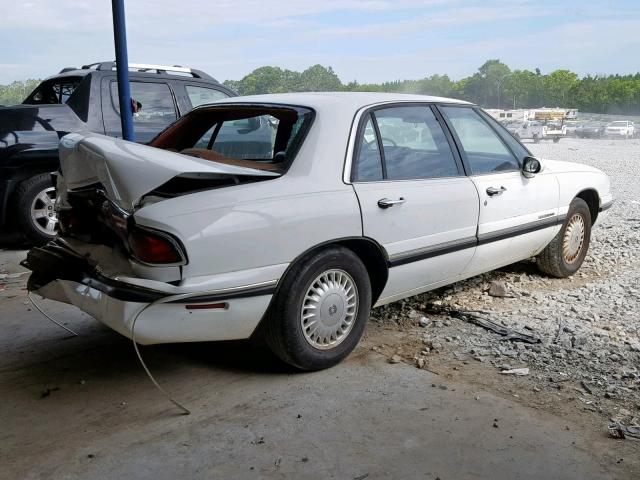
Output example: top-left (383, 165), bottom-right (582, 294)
top-left (608, 422), bottom-right (640, 441)
top-left (426, 304), bottom-right (541, 344)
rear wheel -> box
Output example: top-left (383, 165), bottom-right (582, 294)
top-left (533, 134), bottom-right (540, 143)
top-left (553, 137), bottom-right (560, 143)
top-left (14, 174), bottom-right (58, 245)
top-left (265, 246), bottom-right (372, 371)
top-left (537, 198), bottom-right (591, 278)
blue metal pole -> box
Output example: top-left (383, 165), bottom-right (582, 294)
top-left (111, 0), bottom-right (135, 141)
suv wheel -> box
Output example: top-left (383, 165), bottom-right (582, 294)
top-left (265, 246), bottom-right (372, 371)
top-left (15, 174), bottom-right (57, 245)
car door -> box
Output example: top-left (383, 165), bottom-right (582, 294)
top-left (102, 78), bottom-right (179, 143)
top-left (351, 104), bottom-right (479, 305)
top-left (439, 106), bottom-right (560, 276)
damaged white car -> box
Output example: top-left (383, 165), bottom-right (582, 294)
top-left (23, 93), bottom-right (613, 370)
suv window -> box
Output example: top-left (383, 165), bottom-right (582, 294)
top-left (185, 85), bottom-right (229, 108)
top-left (110, 81), bottom-right (177, 127)
top-left (353, 106), bottom-right (459, 181)
top-left (24, 77), bottom-right (82, 105)
top-left (440, 106), bottom-right (519, 175)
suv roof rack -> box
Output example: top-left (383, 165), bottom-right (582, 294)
top-left (79, 62), bottom-right (216, 81)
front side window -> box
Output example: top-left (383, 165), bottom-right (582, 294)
top-left (353, 105), bottom-right (458, 181)
top-left (440, 106), bottom-right (519, 175)
top-left (185, 85), bottom-right (229, 108)
top-left (110, 81), bottom-right (177, 127)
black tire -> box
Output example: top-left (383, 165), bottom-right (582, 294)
top-left (533, 134), bottom-right (540, 143)
top-left (265, 246), bottom-right (372, 371)
top-left (553, 137), bottom-right (560, 143)
top-left (537, 198), bottom-right (592, 278)
top-left (14, 173), bottom-right (57, 245)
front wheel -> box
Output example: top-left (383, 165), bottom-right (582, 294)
top-left (265, 247), bottom-right (372, 371)
top-left (533, 134), bottom-right (540, 143)
top-left (553, 137), bottom-right (560, 143)
top-left (536, 198), bottom-right (592, 278)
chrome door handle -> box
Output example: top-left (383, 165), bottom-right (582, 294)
top-left (377, 197), bottom-right (406, 209)
top-left (486, 186), bottom-right (507, 197)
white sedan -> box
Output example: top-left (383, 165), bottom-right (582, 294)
top-left (23, 93), bottom-right (613, 370)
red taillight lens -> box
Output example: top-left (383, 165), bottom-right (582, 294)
top-left (128, 227), bottom-right (184, 264)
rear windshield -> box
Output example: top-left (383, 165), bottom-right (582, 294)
top-left (150, 105), bottom-right (314, 173)
top-left (23, 77), bottom-right (83, 105)
top-left (610, 121), bottom-right (627, 127)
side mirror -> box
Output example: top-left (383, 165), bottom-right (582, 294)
top-left (522, 156), bottom-right (542, 178)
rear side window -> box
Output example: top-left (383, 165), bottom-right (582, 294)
top-left (110, 81), bottom-right (177, 127)
top-left (354, 114), bottom-right (383, 182)
top-left (23, 77), bottom-right (82, 105)
top-left (185, 86), bottom-right (229, 108)
top-left (440, 106), bottom-right (519, 175)
top-left (352, 105), bottom-right (459, 181)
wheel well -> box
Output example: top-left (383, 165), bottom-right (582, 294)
top-left (576, 189), bottom-right (599, 224)
top-left (284, 238), bottom-right (389, 306)
top-left (335, 238), bottom-right (389, 305)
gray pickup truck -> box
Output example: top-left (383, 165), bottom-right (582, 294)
top-left (0, 62), bottom-right (236, 243)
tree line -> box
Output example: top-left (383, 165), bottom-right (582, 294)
top-left (2, 60), bottom-right (639, 114)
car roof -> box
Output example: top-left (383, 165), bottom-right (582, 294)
top-left (208, 91), bottom-right (472, 110)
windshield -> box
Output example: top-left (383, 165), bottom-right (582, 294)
top-left (150, 105), bottom-right (314, 172)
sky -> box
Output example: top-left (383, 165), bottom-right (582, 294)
top-left (1, 0), bottom-right (639, 84)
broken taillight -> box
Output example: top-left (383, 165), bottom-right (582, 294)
top-left (127, 226), bottom-right (185, 265)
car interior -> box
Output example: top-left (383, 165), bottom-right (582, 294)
top-left (150, 106), bottom-right (313, 173)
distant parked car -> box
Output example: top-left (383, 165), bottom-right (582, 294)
top-left (605, 121), bottom-right (635, 138)
top-left (575, 123), bottom-right (605, 139)
top-left (508, 120), bottom-right (566, 143)
top-left (22, 93), bottom-right (613, 371)
top-left (0, 62), bottom-right (236, 244)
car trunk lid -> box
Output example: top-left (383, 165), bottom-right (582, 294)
top-left (58, 131), bottom-right (280, 213)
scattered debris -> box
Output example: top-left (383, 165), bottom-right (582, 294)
top-left (500, 368), bottom-right (530, 376)
top-left (389, 354), bottom-right (402, 364)
top-left (488, 281), bottom-right (511, 298)
top-left (418, 316), bottom-right (430, 327)
top-left (40, 387), bottom-right (60, 398)
top-left (608, 422), bottom-right (640, 441)
top-left (580, 381), bottom-right (593, 395)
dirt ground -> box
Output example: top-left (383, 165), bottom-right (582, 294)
top-left (0, 259), bottom-right (637, 478)
top-left (1, 137), bottom-right (639, 479)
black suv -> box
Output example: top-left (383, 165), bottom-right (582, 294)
top-left (0, 62), bottom-right (236, 243)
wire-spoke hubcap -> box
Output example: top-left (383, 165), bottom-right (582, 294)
top-left (562, 213), bottom-right (585, 263)
top-left (300, 269), bottom-right (358, 350)
top-left (30, 187), bottom-right (57, 236)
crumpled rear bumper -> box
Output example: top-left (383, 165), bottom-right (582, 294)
top-left (22, 240), bottom-right (275, 344)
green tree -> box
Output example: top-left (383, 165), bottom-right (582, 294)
top-left (297, 65), bottom-right (342, 91)
top-left (0, 79), bottom-right (41, 106)
top-left (544, 70), bottom-right (579, 106)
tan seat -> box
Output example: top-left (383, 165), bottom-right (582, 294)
top-left (180, 148), bottom-right (283, 172)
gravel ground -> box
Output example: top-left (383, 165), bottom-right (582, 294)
top-left (369, 137), bottom-right (640, 434)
